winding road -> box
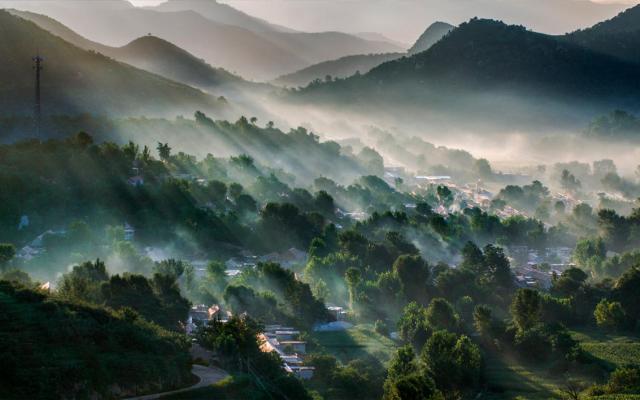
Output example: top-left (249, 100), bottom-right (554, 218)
top-left (123, 364), bottom-right (229, 400)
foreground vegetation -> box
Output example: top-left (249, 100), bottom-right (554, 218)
top-left (0, 280), bottom-right (191, 400)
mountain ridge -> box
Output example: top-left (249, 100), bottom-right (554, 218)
top-left (0, 0), bottom-right (401, 80)
top-left (0, 10), bottom-right (223, 117)
top-left (7, 9), bottom-right (254, 91)
top-left (564, 4), bottom-right (640, 65)
top-left (291, 17), bottom-right (640, 129)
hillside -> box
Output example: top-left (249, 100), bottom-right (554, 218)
top-left (408, 21), bottom-right (454, 55)
top-left (564, 4), bottom-right (640, 65)
top-left (0, 11), bottom-right (222, 117)
top-left (293, 18), bottom-right (640, 127)
top-left (115, 36), bottom-right (247, 89)
top-left (152, 0), bottom-right (295, 33)
top-left (7, 10), bottom-right (258, 92)
top-left (1, 0), bottom-right (402, 80)
top-left (150, 0), bottom-right (403, 68)
top-left (0, 280), bottom-right (191, 399)
top-left (273, 52), bottom-right (403, 87)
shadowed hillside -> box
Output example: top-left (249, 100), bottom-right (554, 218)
top-left (292, 18), bottom-right (640, 129)
top-left (7, 10), bottom-right (262, 92)
top-left (274, 52), bottom-right (403, 88)
top-left (1, 0), bottom-right (402, 80)
top-left (0, 10), bottom-right (223, 117)
top-left (565, 4), bottom-right (640, 65)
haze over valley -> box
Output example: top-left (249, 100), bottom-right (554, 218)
top-left (3, 1), bottom-right (640, 400)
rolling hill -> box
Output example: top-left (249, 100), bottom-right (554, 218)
top-left (151, 0), bottom-right (404, 70)
top-left (0, 10), bottom-right (222, 117)
top-left (1, 0), bottom-right (402, 80)
top-left (151, 0), bottom-right (295, 33)
top-left (408, 21), bottom-right (455, 55)
top-left (8, 9), bottom-right (267, 92)
top-left (273, 52), bottom-right (403, 88)
top-left (292, 17), bottom-right (640, 128)
top-left (273, 21), bottom-right (453, 89)
top-left (564, 4), bottom-right (640, 65)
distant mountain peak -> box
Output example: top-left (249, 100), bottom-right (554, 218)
top-left (408, 21), bottom-right (455, 55)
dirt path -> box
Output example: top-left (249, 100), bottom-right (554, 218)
top-left (122, 364), bottom-right (228, 400)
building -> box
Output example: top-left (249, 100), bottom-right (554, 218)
top-left (127, 176), bottom-right (144, 186)
top-left (189, 304), bottom-right (211, 323)
top-left (327, 305), bottom-right (348, 321)
top-left (123, 223), bottom-right (135, 241)
top-left (259, 325), bottom-right (314, 380)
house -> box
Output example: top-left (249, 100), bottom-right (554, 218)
top-left (18, 215), bottom-right (29, 230)
top-left (287, 365), bottom-right (315, 380)
top-left (327, 305), bottom-right (348, 321)
top-left (275, 330), bottom-right (301, 341)
top-left (128, 176), bottom-right (144, 186)
top-left (189, 304), bottom-right (211, 322)
top-left (279, 341), bottom-right (307, 354)
top-left (123, 223), bottom-right (135, 241)
top-left (259, 327), bottom-right (314, 380)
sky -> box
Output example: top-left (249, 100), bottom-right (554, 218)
top-left (128, 0), bottom-right (638, 43)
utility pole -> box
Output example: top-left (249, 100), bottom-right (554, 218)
top-left (32, 54), bottom-right (43, 136)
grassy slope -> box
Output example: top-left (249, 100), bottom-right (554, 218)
top-left (571, 328), bottom-right (640, 369)
top-left (311, 323), bottom-right (398, 364)
top-left (483, 327), bottom-right (640, 400)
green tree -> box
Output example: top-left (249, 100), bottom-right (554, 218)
top-left (0, 243), bottom-right (16, 270)
top-left (393, 254), bottom-right (429, 303)
top-left (425, 298), bottom-right (459, 332)
top-left (594, 299), bottom-right (628, 331)
top-left (614, 266), bottom-right (640, 322)
top-left (573, 237), bottom-right (606, 270)
top-left (473, 304), bottom-right (493, 338)
top-left (511, 288), bottom-right (542, 332)
top-left (421, 330), bottom-right (482, 393)
top-left (345, 267), bottom-right (362, 309)
top-left (157, 142), bottom-right (171, 161)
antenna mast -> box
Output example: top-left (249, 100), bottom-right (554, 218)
top-left (32, 54), bottom-right (43, 136)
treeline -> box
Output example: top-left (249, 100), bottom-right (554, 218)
top-left (0, 112), bottom-right (378, 185)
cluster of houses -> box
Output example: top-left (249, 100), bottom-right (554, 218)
top-left (185, 303), bottom-right (231, 335)
top-left (508, 245), bottom-right (575, 289)
top-left (185, 305), bottom-right (315, 380)
top-left (259, 325), bottom-right (314, 380)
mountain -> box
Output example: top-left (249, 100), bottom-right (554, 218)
top-left (115, 36), bottom-right (249, 89)
top-left (1, 0), bottom-right (402, 80)
top-left (148, 0), bottom-right (404, 71)
top-left (152, 0), bottom-right (295, 33)
top-left (274, 21), bottom-right (452, 89)
top-left (408, 21), bottom-right (454, 55)
top-left (0, 0), bottom-right (308, 80)
top-left (293, 18), bottom-right (640, 128)
top-left (8, 9), bottom-right (254, 92)
top-left (564, 4), bottom-right (640, 65)
top-left (274, 53), bottom-right (403, 88)
top-left (353, 32), bottom-right (407, 49)
top-left (0, 10), bottom-right (222, 117)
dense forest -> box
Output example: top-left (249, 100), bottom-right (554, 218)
top-left (3, 1), bottom-right (640, 399)
top-left (1, 131), bottom-right (640, 399)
